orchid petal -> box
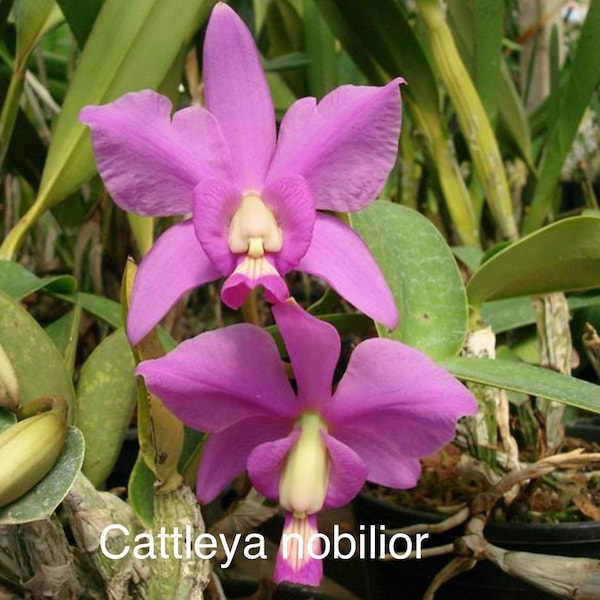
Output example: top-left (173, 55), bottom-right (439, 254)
top-left (196, 415), bottom-right (291, 504)
top-left (80, 90), bottom-right (232, 215)
top-left (275, 513), bottom-right (323, 587)
top-left (262, 175), bottom-right (316, 273)
top-left (127, 220), bottom-right (221, 344)
top-left (221, 264), bottom-right (289, 309)
top-left (203, 3), bottom-right (276, 188)
top-left (297, 213), bottom-right (398, 330)
top-left (272, 301), bottom-right (339, 409)
top-left (326, 338), bottom-right (477, 489)
top-left (321, 433), bottom-right (368, 509)
top-left (136, 324), bottom-right (297, 432)
top-left (247, 430), bottom-right (299, 500)
top-left (193, 177), bottom-right (241, 275)
top-left (267, 79), bottom-right (403, 212)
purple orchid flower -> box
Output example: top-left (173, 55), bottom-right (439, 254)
top-left (79, 2), bottom-right (403, 345)
top-left (136, 301), bottom-right (477, 586)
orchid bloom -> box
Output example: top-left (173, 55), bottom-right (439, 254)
top-left (79, 2), bottom-right (403, 345)
top-left (136, 301), bottom-right (477, 586)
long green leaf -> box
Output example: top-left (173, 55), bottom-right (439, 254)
top-left (55, 0), bottom-right (104, 47)
top-left (523, 0), bottom-right (600, 233)
top-left (467, 215), bottom-right (600, 307)
top-left (350, 201), bottom-right (468, 359)
top-left (441, 356), bottom-right (600, 414)
top-left (0, 0), bottom-right (216, 259)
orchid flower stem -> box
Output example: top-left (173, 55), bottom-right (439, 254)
top-left (241, 288), bottom-right (261, 326)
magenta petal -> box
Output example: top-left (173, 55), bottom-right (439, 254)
top-left (136, 324), bottom-right (297, 432)
top-left (247, 430), bottom-right (299, 500)
top-left (127, 220), bottom-right (221, 344)
top-left (275, 513), bottom-right (323, 587)
top-left (267, 79), bottom-right (403, 212)
top-left (272, 301), bottom-right (339, 409)
top-left (321, 433), bottom-right (368, 509)
top-left (326, 338), bottom-right (477, 489)
top-left (196, 415), bottom-right (291, 504)
top-left (193, 177), bottom-right (241, 275)
top-left (203, 4), bottom-right (276, 188)
top-left (296, 213), bottom-right (398, 330)
top-left (221, 263), bottom-right (290, 309)
top-left (262, 175), bottom-right (316, 273)
top-left (80, 90), bottom-right (232, 215)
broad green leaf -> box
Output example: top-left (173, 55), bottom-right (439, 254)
top-left (0, 407), bottom-right (16, 432)
top-left (524, 0), bottom-right (600, 233)
top-left (44, 300), bottom-right (82, 376)
top-left (350, 201), bottom-right (468, 359)
top-left (441, 356), bottom-right (600, 414)
top-left (0, 0), bottom-right (216, 259)
top-left (0, 260), bottom-right (76, 299)
top-left (76, 329), bottom-right (136, 487)
top-left (128, 454), bottom-right (154, 527)
top-left (0, 426), bottom-right (84, 524)
top-left (0, 290), bottom-right (75, 422)
top-left (467, 215), bottom-right (600, 307)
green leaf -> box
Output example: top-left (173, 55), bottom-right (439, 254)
top-left (0, 289), bottom-right (76, 422)
top-left (304, 0), bottom-right (337, 98)
top-left (524, 0), bottom-right (600, 233)
top-left (467, 215), bottom-right (600, 308)
top-left (0, 407), bottom-right (16, 432)
top-left (0, 426), bottom-right (84, 524)
top-left (44, 300), bottom-right (82, 376)
top-left (0, 0), bottom-right (216, 259)
top-left (441, 356), bottom-right (600, 414)
top-left (57, 291), bottom-right (123, 328)
top-left (76, 329), bottom-right (136, 487)
top-left (13, 0), bottom-right (61, 65)
top-left (56, 0), bottom-right (104, 47)
top-left (0, 260), bottom-right (76, 299)
top-left (128, 453), bottom-right (155, 527)
top-left (350, 201), bottom-right (468, 359)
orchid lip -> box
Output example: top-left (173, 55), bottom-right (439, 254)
top-left (279, 412), bottom-right (330, 518)
top-left (228, 193), bottom-right (283, 259)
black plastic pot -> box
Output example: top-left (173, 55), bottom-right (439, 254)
top-left (353, 491), bottom-right (600, 600)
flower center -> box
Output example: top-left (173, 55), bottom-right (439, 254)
top-left (279, 412), bottom-right (330, 518)
top-left (228, 193), bottom-right (283, 259)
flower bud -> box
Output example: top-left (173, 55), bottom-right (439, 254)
top-left (0, 412), bottom-right (66, 507)
top-left (0, 342), bottom-right (19, 411)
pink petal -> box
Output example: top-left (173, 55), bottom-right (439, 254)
top-left (325, 338), bottom-right (477, 489)
top-left (272, 301), bottom-right (339, 409)
top-left (221, 266), bottom-right (289, 309)
top-left (321, 433), bottom-right (368, 509)
top-left (266, 79), bottom-right (403, 212)
top-left (296, 213), bottom-right (398, 330)
top-left (203, 3), bottom-right (276, 188)
top-left (262, 175), bottom-right (316, 274)
top-left (247, 430), bottom-right (299, 500)
top-left (193, 177), bottom-right (241, 275)
top-left (136, 324), bottom-right (298, 432)
top-left (196, 415), bottom-right (291, 504)
top-left (80, 90), bottom-right (232, 215)
top-left (127, 220), bottom-right (221, 344)
top-left (274, 513), bottom-right (323, 587)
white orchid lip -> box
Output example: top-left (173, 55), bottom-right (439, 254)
top-left (228, 193), bottom-right (283, 258)
top-left (279, 412), bottom-right (330, 518)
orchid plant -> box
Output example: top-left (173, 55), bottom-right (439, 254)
top-left (1, 1), bottom-right (600, 599)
